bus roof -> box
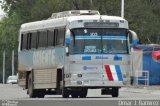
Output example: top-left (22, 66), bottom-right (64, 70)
top-left (20, 13), bottom-right (127, 32)
top-left (68, 15), bottom-right (125, 21)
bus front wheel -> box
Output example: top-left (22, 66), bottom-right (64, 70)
top-left (36, 89), bottom-right (45, 98)
top-left (111, 88), bottom-right (119, 97)
top-left (79, 89), bottom-right (88, 98)
top-left (62, 87), bottom-right (69, 98)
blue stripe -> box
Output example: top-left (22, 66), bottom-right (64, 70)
top-left (75, 36), bottom-right (101, 39)
top-left (102, 36), bottom-right (127, 40)
top-left (70, 54), bottom-right (129, 55)
top-left (82, 56), bottom-right (91, 60)
top-left (114, 55), bottom-right (122, 61)
top-left (75, 36), bottom-right (101, 38)
top-left (115, 65), bottom-right (123, 81)
top-left (102, 38), bottom-right (126, 40)
top-left (75, 35), bottom-right (127, 40)
top-left (102, 36), bottom-right (127, 38)
top-left (76, 38), bottom-right (101, 39)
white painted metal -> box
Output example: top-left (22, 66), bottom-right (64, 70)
top-left (50, 10), bottom-right (100, 19)
top-left (12, 50), bottom-right (14, 76)
top-left (135, 71), bottom-right (149, 87)
top-left (121, 0), bottom-right (124, 18)
top-left (3, 51), bottom-right (5, 84)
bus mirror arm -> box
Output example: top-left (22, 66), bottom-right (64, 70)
top-left (129, 30), bottom-right (139, 47)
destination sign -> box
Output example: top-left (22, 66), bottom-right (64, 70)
top-left (84, 22), bottom-right (119, 28)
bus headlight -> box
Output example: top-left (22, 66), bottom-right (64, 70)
top-left (77, 81), bottom-right (82, 85)
top-left (77, 74), bottom-right (82, 78)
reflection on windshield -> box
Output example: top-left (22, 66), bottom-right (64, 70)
top-left (70, 28), bottom-right (128, 54)
top-left (102, 36), bottom-right (128, 54)
top-left (71, 36), bottom-right (102, 54)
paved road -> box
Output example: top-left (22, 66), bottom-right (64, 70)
top-left (1, 84), bottom-right (160, 106)
top-left (0, 84), bottom-right (160, 100)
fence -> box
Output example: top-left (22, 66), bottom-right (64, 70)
top-left (134, 70), bottom-right (149, 87)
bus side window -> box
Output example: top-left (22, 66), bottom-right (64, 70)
top-left (21, 34), bottom-right (27, 50)
top-left (48, 29), bottom-right (55, 47)
top-left (38, 31), bottom-right (47, 48)
top-left (30, 32), bottom-right (37, 49)
top-left (55, 29), bottom-right (58, 46)
top-left (27, 33), bottom-right (31, 50)
top-left (56, 28), bottom-right (65, 46)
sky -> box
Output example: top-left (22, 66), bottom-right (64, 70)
top-left (0, 6), bottom-right (5, 14)
top-left (0, 1), bottom-right (6, 19)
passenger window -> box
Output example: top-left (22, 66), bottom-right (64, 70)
top-left (55, 29), bottom-right (58, 45)
top-left (56, 28), bottom-right (65, 45)
top-left (31, 32), bottom-right (37, 49)
top-left (27, 33), bottom-right (31, 50)
top-left (38, 31), bottom-right (47, 48)
top-left (48, 30), bottom-right (55, 47)
top-left (21, 34), bottom-right (27, 50)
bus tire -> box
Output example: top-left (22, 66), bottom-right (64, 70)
top-left (79, 89), bottom-right (88, 98)
top-left (71, 94), bottom-right (78, 98)
top-left (111, 88), bottom-right (119, 97)
top-left (28, 73), bottom-right (37, 98)
top-left (62, 88), bottom-right (69, 98)
top-left (71, 91), bottom-right (78, 98)
top-left (36, 89), bottom-right (45, 98)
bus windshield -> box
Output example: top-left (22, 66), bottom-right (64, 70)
top-left (70, 28), bottom-right (128, 54)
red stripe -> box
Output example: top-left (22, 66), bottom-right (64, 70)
top-left (104, 65), bottom-right (113, 81)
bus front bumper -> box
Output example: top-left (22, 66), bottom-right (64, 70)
top-left (64, 80), bottom-right (127, 88)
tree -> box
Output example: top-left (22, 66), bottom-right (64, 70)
top-left (1, 0), bottom-right (160, 82)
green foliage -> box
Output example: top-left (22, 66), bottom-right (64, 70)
top-left (0, 13), bottom-right (20, 82)
top-left (0, 0), bottom-right (160, 82)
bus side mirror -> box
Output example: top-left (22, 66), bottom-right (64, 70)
top-left (129, 30), bottom-right (139, 47)
top-left (65, 29), bottom-right (71, 45)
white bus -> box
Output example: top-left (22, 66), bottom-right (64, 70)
top-left (18, 10), bottom-right (138, 98)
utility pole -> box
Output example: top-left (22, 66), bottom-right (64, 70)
top-left (73, 0), bottom-right (80, 10)
top-left (121, 0), bottom-right (124, 18)
top-left (3, 51), bottom-right (5, 84)
top-left (12, 50), bottom-right (14, 76)
top-left (90, 0), bottom-right (92, 4)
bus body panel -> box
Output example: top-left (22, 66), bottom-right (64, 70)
top-left (64, 54), bottom-right (130, 87)
top-left (18, 48), bottom-right (65, 89)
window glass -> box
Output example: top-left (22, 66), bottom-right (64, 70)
top-left (48, 30), bottom-right (54, 46)
top-left (56, 28), bottom-right (65, 45)
top-left (70, 28), bottom-right (128, 54)
top-left (27, 33), bottom-right (31, 49)
top-left (70, 28), bottom-right (102, 54)
top-left (55, 29), bottom-right (58, 45)
top-left (21, 34), bottom-right (27, 50)
top-left (31, 32), bottom-right (37, 49)
top-left (38, 31), bottom-right (47, 47)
